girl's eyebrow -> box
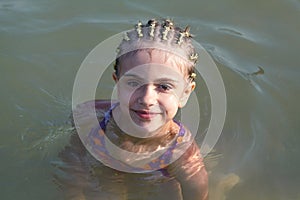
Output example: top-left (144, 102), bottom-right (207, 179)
top-left (122, 73), bottom-right (144, 81)
top-left (123, 73), bottom-right (141, 78)
top-left (155, 78), bottom-right (179, 83)
top-left (123, 73), bottom-right (179, 83)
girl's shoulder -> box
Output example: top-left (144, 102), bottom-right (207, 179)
top-left (71, 99), bottom-right (112, 125)
top-left (94, 99), bottom-right (113, 110)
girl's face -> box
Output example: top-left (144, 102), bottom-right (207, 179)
top-left (112, 50), bottom-right (195, 137)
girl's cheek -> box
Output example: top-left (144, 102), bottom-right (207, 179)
top-left (165, 93), bottom-right (180, 104)
top-left (160, 95), bottom-right (180, 110)
top-left (118, 87), bottom-right (135, 104)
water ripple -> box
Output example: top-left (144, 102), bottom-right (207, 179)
top-left (204, 43), bottom-right (264, 93)
top-left (0, 0), bottom-right (41, 13)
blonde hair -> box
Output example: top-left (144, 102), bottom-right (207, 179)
top-left (114, 19), bottom-right (197, 81)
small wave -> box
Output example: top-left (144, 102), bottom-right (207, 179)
top-left (215, 25), bottom-right (272, 45)
top-left (0, 0), bottom-right (41, 13)
top-left (21, 123), bottom-right (75, 159)
top-left (217, 27), bottom-right (243, 37)
top-left (123, 0), bottom-right (164, 17)
top-left (204, 44), bottom-right (265, 93)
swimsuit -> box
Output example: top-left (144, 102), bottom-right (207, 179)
top-left (87, 103), bottom-right (186, 175)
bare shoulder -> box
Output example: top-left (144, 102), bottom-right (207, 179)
top-left (70, 99), bottom-right (112, 126)
top-left (94, 99), bottom-right (113, 110)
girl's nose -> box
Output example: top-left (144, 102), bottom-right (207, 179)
top-left (137, 84), bottom-right (157, 106)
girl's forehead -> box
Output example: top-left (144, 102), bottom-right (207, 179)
top-left (119, 50), bottom-right (187, 75)
top-left (121, 64), bottom-right (185, 83)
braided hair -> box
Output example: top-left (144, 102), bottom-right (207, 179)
top-left (114, 19), bottom-right (197, 81)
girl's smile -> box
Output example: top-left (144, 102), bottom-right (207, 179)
top-left (130, 109), bottom-right (162, 121)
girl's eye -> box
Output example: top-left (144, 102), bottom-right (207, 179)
top-left (157, 84), bottom-right (173, 92)
top-left (127, 80), bottom-right (140, 87)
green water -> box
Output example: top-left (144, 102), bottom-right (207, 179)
top-left (1, 0), bottom-right (299, 199)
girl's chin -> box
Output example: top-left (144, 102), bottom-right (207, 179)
top-left (130, 120), bottom-right (164, 135)
top-left (114, 107), bottom-right (167, 137)
top-left (125, 117), bottom-right (165, 138)
top-left (131, 111), bottom-right (164, 125)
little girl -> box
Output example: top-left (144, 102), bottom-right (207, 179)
top-left (56, 19), bottom-right (208, 200)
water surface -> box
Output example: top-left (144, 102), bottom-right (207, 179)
top-left (1, 0), bottom-right (299, 199)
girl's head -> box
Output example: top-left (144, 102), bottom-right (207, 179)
top-left (114, 19), bottom-right (197, 81)
top-left (112, 19), bottom-right (198, 136)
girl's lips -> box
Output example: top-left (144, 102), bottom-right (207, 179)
top-left (131, 109), bottom-right (160, 120)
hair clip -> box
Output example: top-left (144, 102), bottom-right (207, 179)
top-left (177, 31), bottom-right (185, 45)
top-left (162, 19), bottom-right (173, 40)
top-left (177, 26), bottom-right (191, 45)
top-left (136, 21), bottom-right (143, 38)
top-left (148, 19), bottom-right (157, 38)
top-left (123, 32), bottom-right (130, 41)
top-left (190, 73), bottom-right (197, 80)
top-left (190, 53), bottom-right (198, 62)
top-left (183, 26), bottom-right (191, 38)
top-left (164, 19), bottom-right (174, 27)
top-left (162, 26), bottom-right (170, 40)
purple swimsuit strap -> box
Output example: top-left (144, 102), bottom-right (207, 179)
top-left (99, 102), bottom-right (118, 132)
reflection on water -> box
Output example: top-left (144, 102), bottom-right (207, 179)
top-left (1, 0), bottom-right (299, 199)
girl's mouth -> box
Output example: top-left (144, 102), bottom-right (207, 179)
top-left (131, 109), bottom-right (160, 120)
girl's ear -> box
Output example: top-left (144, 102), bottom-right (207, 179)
top-left (112, 72), bottom-right (118, 82)
top-left (179, 82), bottom-right (196, 108)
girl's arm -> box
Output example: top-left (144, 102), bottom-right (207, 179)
top-left (168, 142), bottom-right (208, 200)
